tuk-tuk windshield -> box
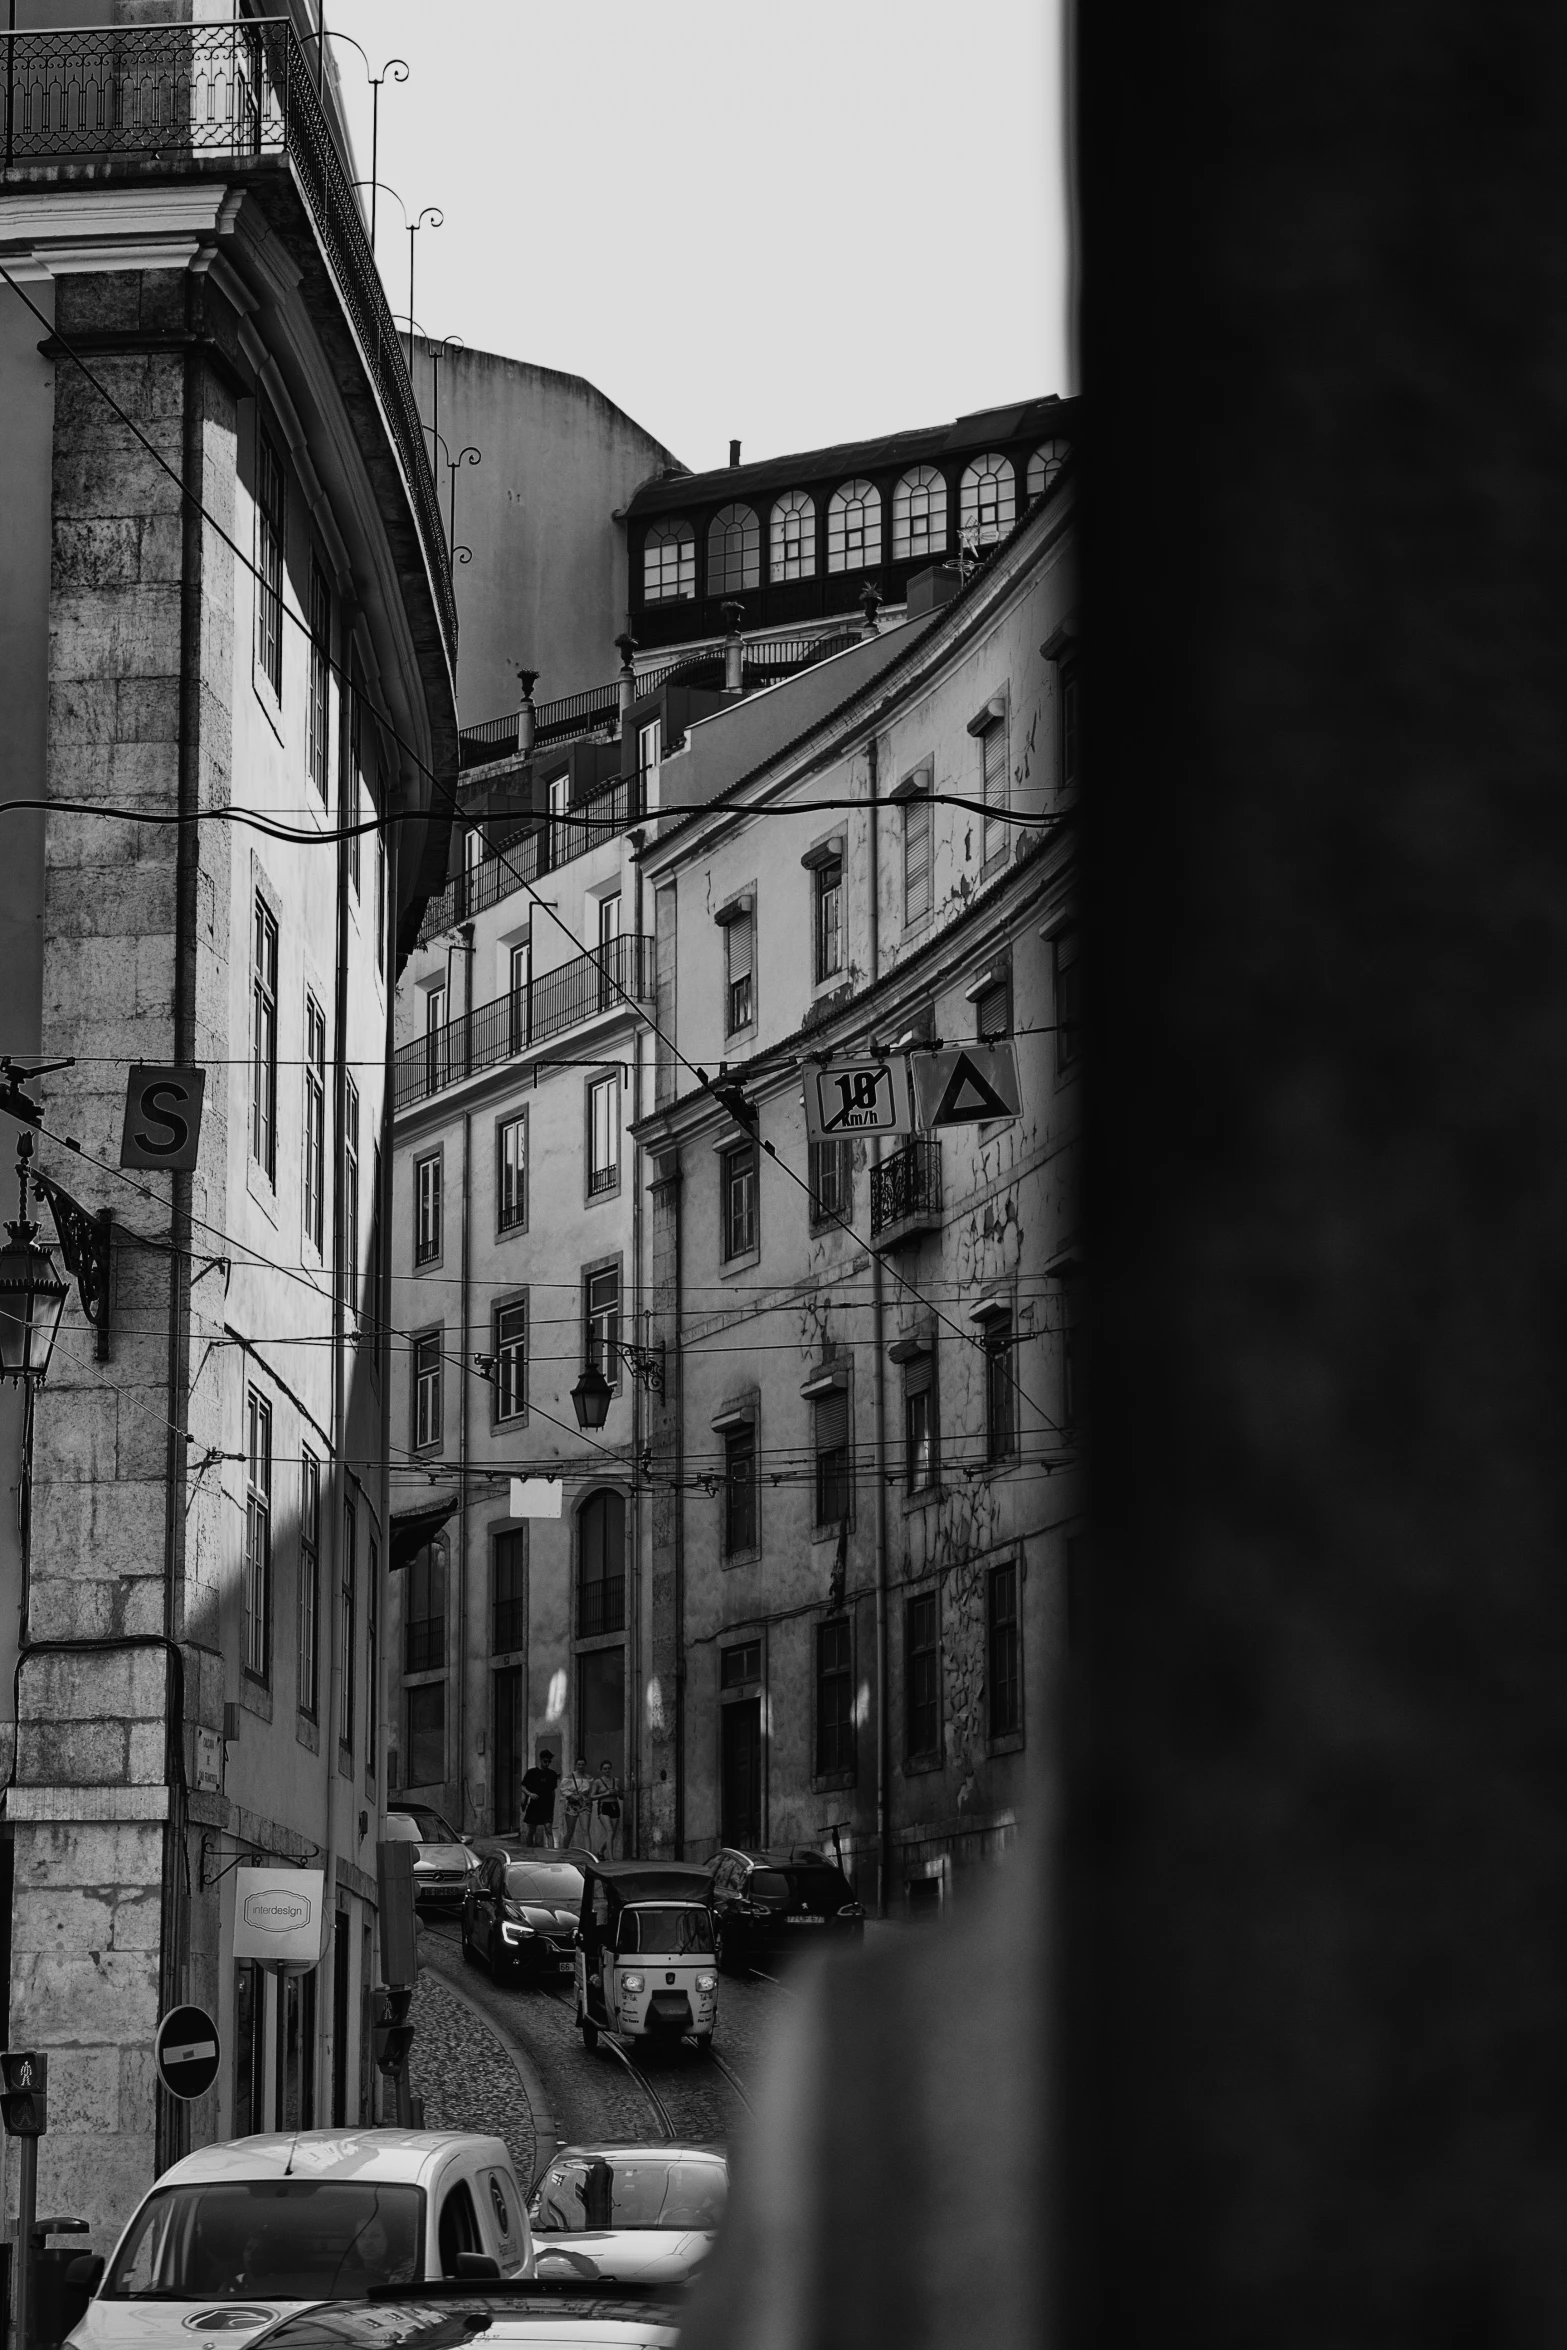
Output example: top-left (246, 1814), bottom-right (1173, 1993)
top-left (615, 1904), bottom-right (714, 1957)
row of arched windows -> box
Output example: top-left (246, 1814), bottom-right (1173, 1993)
top-left (642, 440), bottom-right (1069, 603)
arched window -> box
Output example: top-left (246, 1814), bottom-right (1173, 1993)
top-left (770, 489), bottom-right (816, 581)
top-left (1026, 440), bottom-right (1070, 499)
top-left (578, 1488), bottom-right (626, 1638)
top-left (958, 453), bottom-right (1016, 547)
top-left (827, 478), bottom-right (882, 573)
top-left (707, 503), bottom-right (759, 595)
top-left (643, 518), bottom-right (694, 602)
top-left (891, 466), bottom-right (948, 563)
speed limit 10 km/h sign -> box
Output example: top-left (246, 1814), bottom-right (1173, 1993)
top-left (155, 2005), bottom-right (220, 2102)
top-left (803, 1059), bottom-right (915, 1142)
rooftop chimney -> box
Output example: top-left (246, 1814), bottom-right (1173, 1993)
top-left (729, 439), bottom-right (741, 467)
top-left (721, 601), bottom-right (745, 695)
top-left (615, 633), bottom-right (639, 737)
top-left (516, 667), bottom-right (539, 757)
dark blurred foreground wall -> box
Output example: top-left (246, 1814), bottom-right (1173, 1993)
top-left (684, 2), bottom-right (1567, 2343)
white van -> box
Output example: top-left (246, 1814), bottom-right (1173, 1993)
top-left (66, 2128), bottom-right (532, 2350)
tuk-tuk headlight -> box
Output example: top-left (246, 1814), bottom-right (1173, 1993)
top-left (620, 1972), bottom-right (646, 1993)
top-left (695, 1972), bottom-right (718, 1994)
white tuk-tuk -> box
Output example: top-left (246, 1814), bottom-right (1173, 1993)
top-left (573, 1860), bottom-right (718, 2055)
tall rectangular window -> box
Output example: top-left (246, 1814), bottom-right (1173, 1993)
top-left (303, 994), bottom-right (326, 1253)
top-left (406, 1683), bottom-right (444, 1789)
top-left (424, 985), bottom-right (446, 1094)
top-left (339, 1502), bottom-right (356, 1750)
top-left (585, 1266), bottom-right (619, 1382)
top-left (904, 1354), bottom-right (936, 1493)
top-left (493, 1665), bottom-right (524, 1831)
top-left (814, 1387), bottom-right (850, 1528)
top-left (492, 1528), bottom-right (526, 1654)
top-left (981, 717), bottom-right (1009, 863)
top-left (723, 1421), bottom-right (756, 1557)
top-left (256, 427), bottom-right (284, 697)
top-left (497, 1112), bottom-right (527, 1233)
top-left (251, 896), bottom-right (278, 1183)
top-left (415, 1153), bottom-right (441, 1265)
top-left (282, 1968), bottom-right (316, 2130)
top-left (405, 1539), bottom-right (445, 1673)
top-left (588, 1074), bottom-right (619, 1197)
top-left (906, 1592), bottom-right (940, 1759)
top-left (233, 1962), bottom-right (267, 2135)
top-left (365, 1145), bottom-right (383, 1347)
top-left (346, 693), bottom-right (363, 899)
top-left (903, 788), bottom-right (933, 923)
top-left (494, 1298), bottom-right (527, 1423)
top-left (367, 1537), bottom-right (379, 1761)
top-left (342, 1076), bottom-right (360, 1316)
top-left (374, 828), bottom-right (386, 976)
top-left (308, 562), bottom-right (330, 801)
top-left (985, 1313), bottom-right (1017, 1461)
top-left (508, 942), bottom-right (530, 1056)
top-left (814, 857), bottom-right (843, 982)
top-left (977, 970), bottom-right (1010, 1042)
top-left (808, 1139), bottom-right (852, 1229)
top-left (1054, 930), bottom-right (1081, 1071)
top-left (815, 1618), bottom-right (854, 1777)
top-left (298, 1448), bottom-right (320, 1718)
top-left (413, 1331), bottom-right (442, 1449)
top-left (724, 906), bottom-right (754, 1033)
top-left (244, 1389), bottom-right (272, 1680)
top-left (638, 717), bottom-right (661, 795)
top-left (722, 1143), bottom-right (756, 1260)
top-left (987, 1562), bottom-right (1021, 1740)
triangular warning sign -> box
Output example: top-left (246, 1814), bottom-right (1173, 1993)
top-left (932, 1051), bottom-right (1014, 1124)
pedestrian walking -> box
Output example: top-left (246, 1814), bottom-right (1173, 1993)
top-left (520, 1748), bottom-right (560, 1848)
top-left (591, 1760), bottom-right (621, 1859)
top-left (560, 1754), bottom-right (594, 1850)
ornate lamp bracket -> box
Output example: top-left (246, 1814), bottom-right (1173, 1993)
top-left (32, 1173), bottom-right (112, 1361)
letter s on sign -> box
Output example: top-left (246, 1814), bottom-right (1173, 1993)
top-left (120, 1065), bottom-right (206, 1172)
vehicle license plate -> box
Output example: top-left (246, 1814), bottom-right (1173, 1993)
top-left (789, 1915), bottom-right (825, 1926)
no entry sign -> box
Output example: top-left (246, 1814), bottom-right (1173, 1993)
top-left (155, 2005), bottom-right (220, 2102)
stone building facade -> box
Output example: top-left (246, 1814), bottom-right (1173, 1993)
top-left (0, 12), bottom-right (454, 2244)
top-left (631, 477), bottom-right (1078, 1909)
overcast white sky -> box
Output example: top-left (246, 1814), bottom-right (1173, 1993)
top-left (328, 0), bottom-right (1070, 473)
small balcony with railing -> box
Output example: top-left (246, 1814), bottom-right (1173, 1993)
top-left (395, 932), bottom-right (655, 1114)
top-left (869, 1140), bottom-right (943, 1251)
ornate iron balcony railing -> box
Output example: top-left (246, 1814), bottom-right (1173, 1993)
top-left (395, 933), bottom-right (655, 1114)
top-left (416, 771), bottom-right (646, 945)
top-left (1, 19), bottom-right (455, 658)
top-left (870, 1139), bottom-right (943, 1240)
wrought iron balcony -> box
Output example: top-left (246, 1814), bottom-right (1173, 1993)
top-left (416, 770), bottom-right (646, 946)
top-left (394, 933), bottom-right (655, 1114)
top-left (1, 18), bottom-right (454, 659)
top-left (869, 1139), bottom-right (943, 1249)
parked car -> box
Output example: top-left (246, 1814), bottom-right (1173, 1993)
top-left (238, 2283), bottom-right (682, 2350)
top-left (462, 1853), bottom-right (584, 1983)
top-left (385, 1802), bottom-right (481, 1910)
top-left (704, 1847), bottom-right (865, 1974)
top-left (64, 2130), bottom-right (533, 2350)
top-left (527, 2145), bottom-right (728, 2286)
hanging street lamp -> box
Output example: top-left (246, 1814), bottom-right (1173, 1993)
top-left (570, 1361), bottom-right (613, 1432)
top-left (0, 1136), bottom-right (68, 1388)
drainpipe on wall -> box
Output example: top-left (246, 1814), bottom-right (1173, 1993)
top-left (615, 635), bottom-right (638, 748)
top-left (721, 602), bottom-right (745, 698)
top-left (865, 734), bottom-right (891, 1918)
top-left (457, 1107), bottom-right (471, 1826)
top-left (629, 836), bottom-right (646, 1856)
top-left (517, 668), bottom-right (538, 759)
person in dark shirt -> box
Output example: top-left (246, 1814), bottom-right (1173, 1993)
top-left (521, 1748), bottom-right (560, 1847)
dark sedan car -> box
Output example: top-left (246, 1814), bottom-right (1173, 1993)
top-left (462, 1851), bottom-right (584, 1983)
top-left (704, 1847), bottom-right (864, 1974)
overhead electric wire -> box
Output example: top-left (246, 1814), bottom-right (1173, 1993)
top-left (0, 263), bottom-right (1064, 1439)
